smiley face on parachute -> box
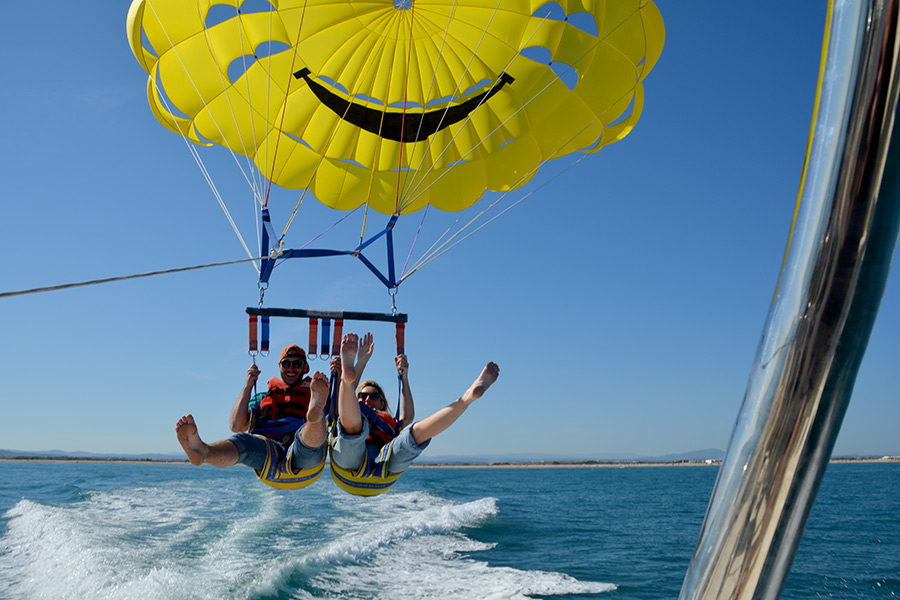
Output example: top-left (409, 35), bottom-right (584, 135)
top-left (127, 0), bottom-right (664, 214)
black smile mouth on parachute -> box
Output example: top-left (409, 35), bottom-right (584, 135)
top-left (293, 68), bottom-right (515, 143)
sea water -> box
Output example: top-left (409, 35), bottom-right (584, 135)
top-left (0, 462), bottom-right (897, 599)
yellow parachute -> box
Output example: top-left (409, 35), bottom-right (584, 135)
top-left (127, 0), bottom-right (664, 215)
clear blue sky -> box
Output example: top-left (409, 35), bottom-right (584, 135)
top-left (1, 2), bottom-right (897, 458)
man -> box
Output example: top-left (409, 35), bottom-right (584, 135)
top-left (176, 344), bottom-right (329, 488)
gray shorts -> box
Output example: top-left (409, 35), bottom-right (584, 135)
top-left (330, 419), bottom-right (430, 474)
top-left (230, 427), bottom-right (324, 472)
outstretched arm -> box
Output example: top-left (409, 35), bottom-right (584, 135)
top-left (396, 354), bottom-right (414, 425)
top-left (229, 364), bottom-right (259, 432)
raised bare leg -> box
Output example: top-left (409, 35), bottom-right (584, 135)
top-left (338, 333), bottom-right (364, 434)
top-left (301, 371), bottom-right (329, 449)
top-left (410, 362), bottom-right (499, 445)
top-left (175, 414), bottom-right (239, 467)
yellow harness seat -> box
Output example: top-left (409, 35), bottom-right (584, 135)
top-left (328, 437), bottom-right (403, 497)
top-left (254, 435), bottom-right (325, 489)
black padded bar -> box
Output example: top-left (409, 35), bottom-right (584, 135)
top-left (247, 307), bottom-right (408, 323)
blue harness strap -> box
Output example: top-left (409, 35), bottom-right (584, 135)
top-left (249, 416), bottom-right (306, 437)
top-left (358, 403), bottom-right (400, 438)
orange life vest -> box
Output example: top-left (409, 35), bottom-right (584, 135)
top-left (257, 377), bottom-right (311, 424)
top-left (365, 408), bottom-right (399, 450)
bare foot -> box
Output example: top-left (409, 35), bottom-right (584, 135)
top-left (308, 371), bottom-right (329, 423)
top-left (340, 333), bottom-right (359, 383)
top-left (464, 362), bottom-right (500, 403)
top-left (175, 414), bottom-right (206, 466)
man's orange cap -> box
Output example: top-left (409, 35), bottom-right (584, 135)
top-left (280, 344), bottom-right (306, 360)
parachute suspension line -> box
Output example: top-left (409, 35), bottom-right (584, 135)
top-left (394, 0), bottom-right (418, 215)
top-left (359, 203), bottom-right (371, 247)
top-left (402, 153), bottom-right (591, 282)
top-left (403, 111), bottom-right (604, 280)
top-left (280, 187), bottom-right (314, 241)
top-left (402, 0), bottom-right (459, 162)
top-left (145, 1), bottom-right (263, 202)
top-left (400, 205), bottom-right (429, 279)
top-left (176, 116), bottom-right (259, 269)
top-left (281, 9), bottom-right (408, 245)
top-left (399, 1), bottom-right (548, 211)
top-left (407, 107), bottom-right (603, 272)
top-left (142, 1), bottom-right (262, 268)
top-left (262, 6), bottom-right (276, 198)
top-left (399, 2), bottom-right (645, 213)
top-left (407, 109), bottom-right (605, 279)
top-left (296, 205), bottom-right (363, 251)
top-left (200, 1), bottom-right (270, 262)
top-left (197, 0), bottom-right (266, 208)
top-left (281, 9), bottom-right (392, 243)
top-left (264, 0), bottom-right (310, 208)
top-left (398, 0), bottom-right (505, 211)
top-left (394, 0), bottom-right (454, 208)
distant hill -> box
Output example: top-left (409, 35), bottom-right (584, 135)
top-left (0, 449), bottom-right (187, 462)
top-left (0, 447), bottom-right (725, 464)
top-left (413, 449), bottom-right (726, 465)
top-left (4, 447), bottom-right (892, 465)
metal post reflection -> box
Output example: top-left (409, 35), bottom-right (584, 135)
top-left (679, 1), bottom-right (900, 598)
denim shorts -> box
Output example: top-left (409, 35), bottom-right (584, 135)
top-left (230, 428), bottom-right (324, 472)
top-left (330, 419), bottom-right (430, 474)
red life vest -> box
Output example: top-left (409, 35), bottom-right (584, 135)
top-left (258, 377), bottom-right (311, 422)
top-left (365, 408), bottom-right (399, 450)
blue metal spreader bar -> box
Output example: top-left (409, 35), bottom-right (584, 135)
top-left (258, 209), bottom-right (400, 291)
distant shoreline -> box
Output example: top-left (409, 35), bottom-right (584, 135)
top-left (1, 456), bottom-right (897, 467)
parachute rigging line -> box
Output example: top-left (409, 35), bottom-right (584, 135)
top-left (397, 1), bottom-right (647, 214)
top-left (145, 1), bottom-right (263, 201)
top-left (403, 114), bottom-right (601, 281)
top-left (264, 0), bottom-right (310, 209)
top-left (198, 1), bottom-right (272, 260)
top-left (397, 0), bottom-right (505, 212)
top-left (198, 1), bottom-right (267, 208)
top-left (279, 30), bottom-right (399, 243)
top-left (394, 0), bottom-right (418, 215)
top-left (143, 1), bottom-right (266, 267)
top-left (268, 1), bottom-right (634, 287)
top-left (400, 205), bottom-right (429, 279)
top-left (401, 152), bottom-right (591, 282)
top-left (130, 0), bottom-right (662, 288)
top-left (280, 5), bottom-right (422, 244)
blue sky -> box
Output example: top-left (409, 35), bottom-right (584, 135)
top-left (1, 2), bottom-right (897, 458)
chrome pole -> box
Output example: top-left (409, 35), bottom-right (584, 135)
top-left (679, 1), bottom-right (900, 598)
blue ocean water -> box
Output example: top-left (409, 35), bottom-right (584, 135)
top-left (0, 462), bottom-right (897, 599)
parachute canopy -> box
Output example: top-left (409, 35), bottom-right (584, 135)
top-left (127, 0), bottom-right (664, 214)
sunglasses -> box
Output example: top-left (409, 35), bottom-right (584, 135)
top-left (357, 391), bottom-right (381, 401)
top-left (280, 359), bottom-right (306, 369)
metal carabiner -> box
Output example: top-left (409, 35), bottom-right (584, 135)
top-left (258, 283), bottom-right (268, 307)
top-left (389, 287), bottom-right (398, 316)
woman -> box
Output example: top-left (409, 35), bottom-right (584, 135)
top-left (328, 332), bottom-right (499, 495)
